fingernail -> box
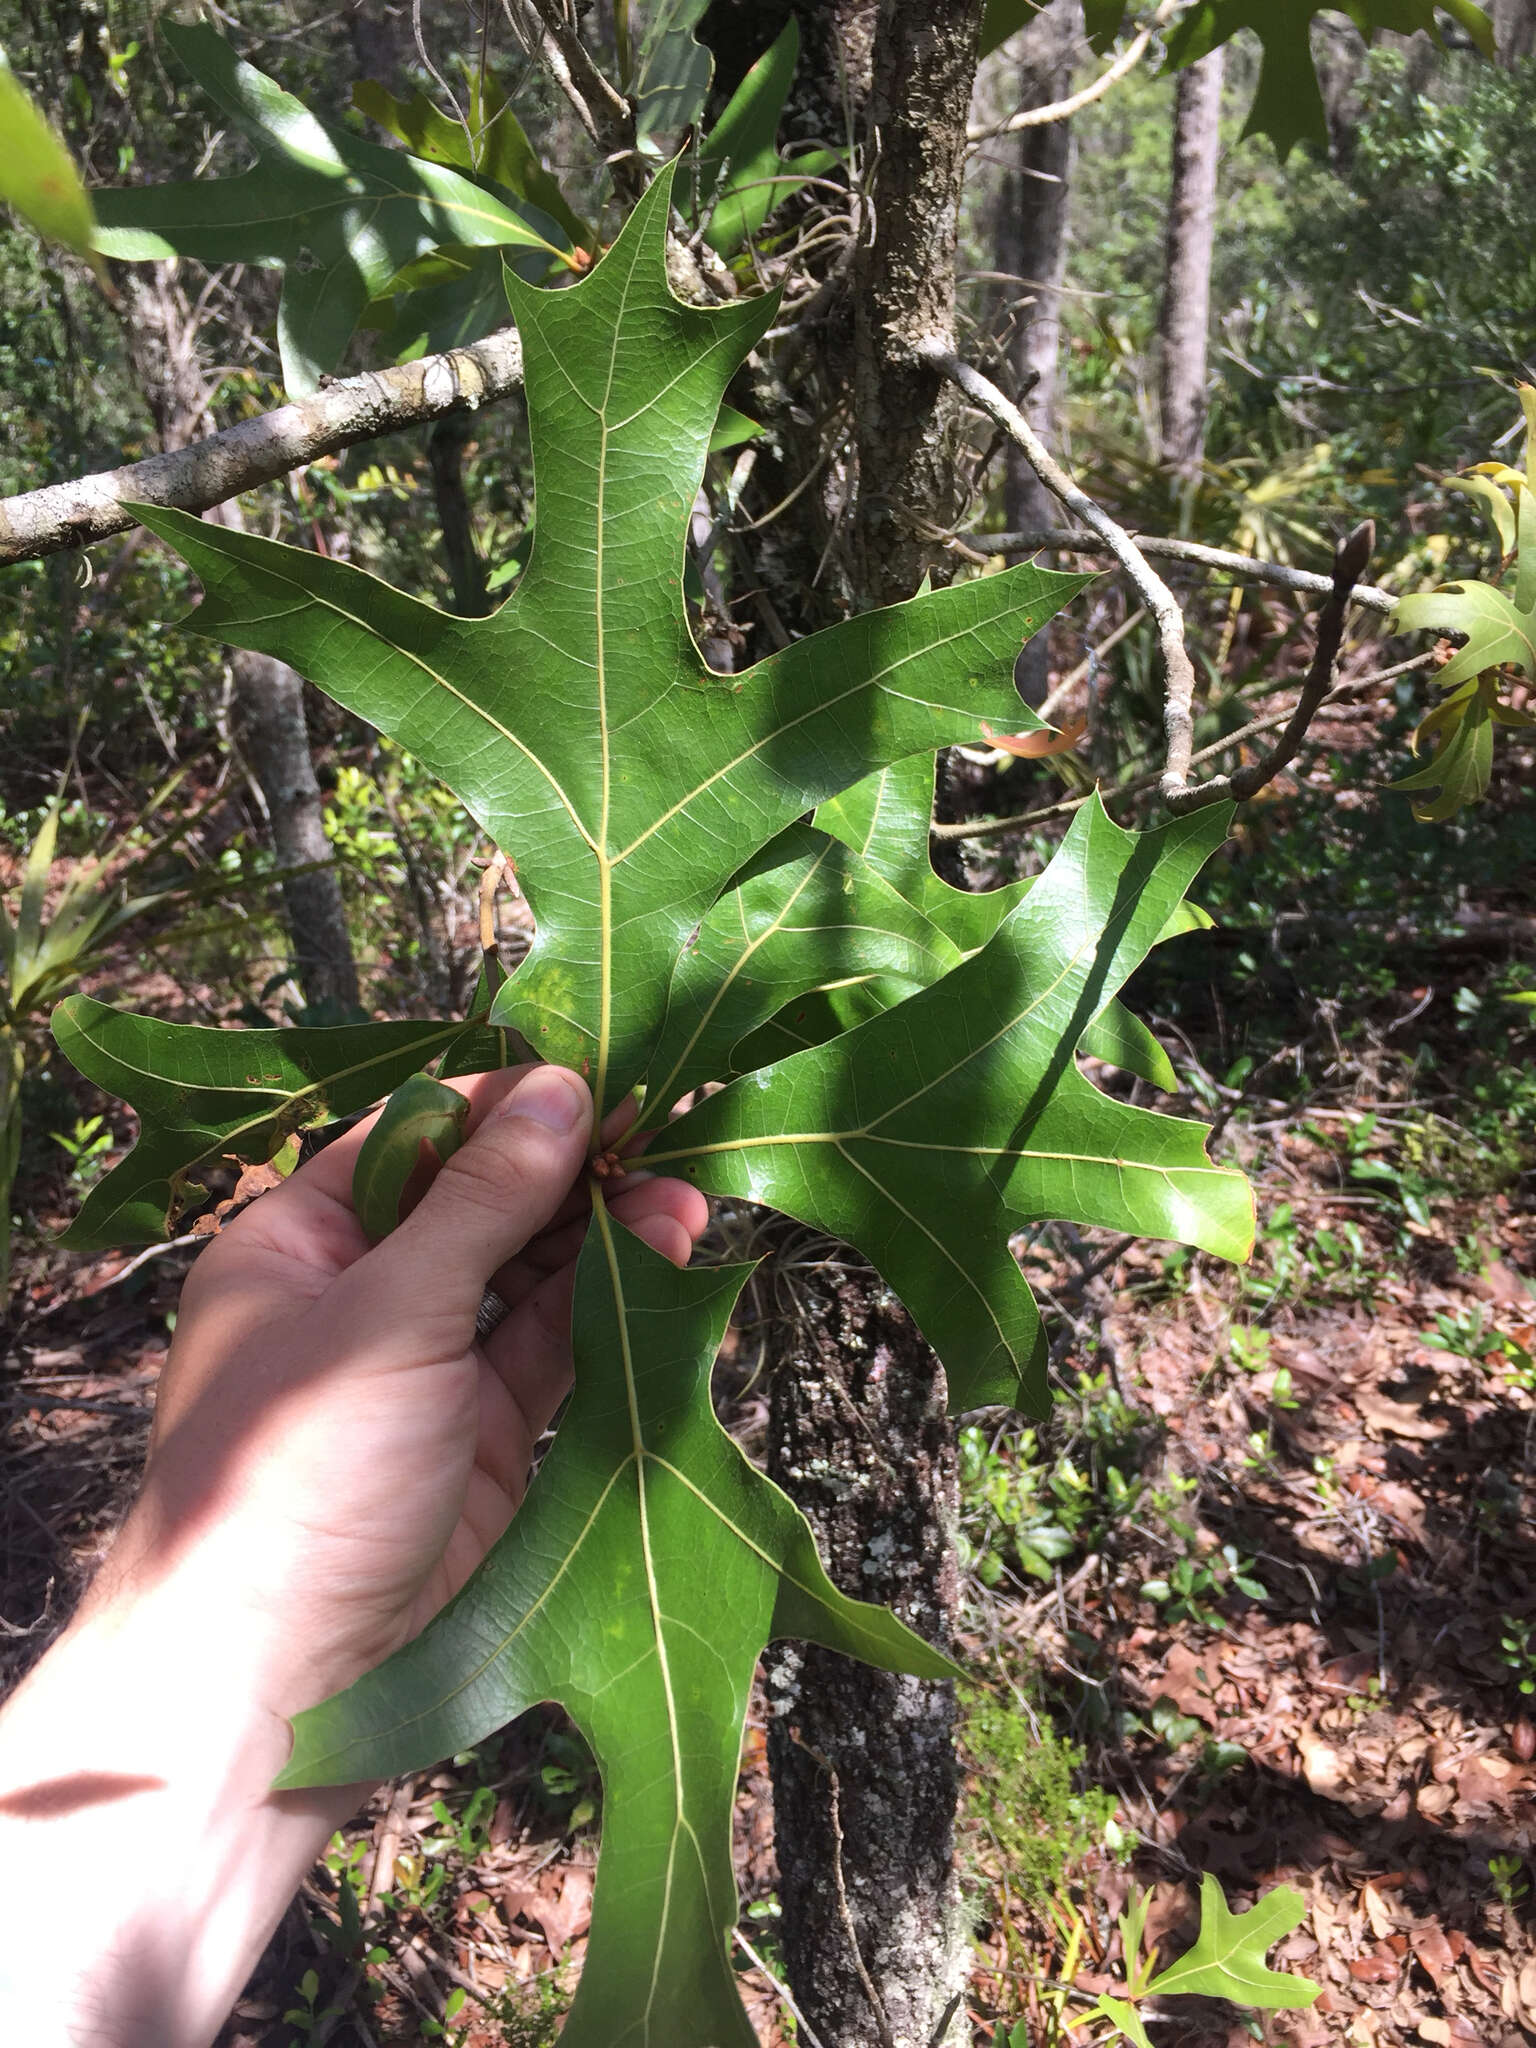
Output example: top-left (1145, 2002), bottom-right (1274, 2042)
top-left (500, 1066), bottom-right (588, 1135)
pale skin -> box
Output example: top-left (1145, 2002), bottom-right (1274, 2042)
top-left (0, 1063), bottom-right (709, 2048)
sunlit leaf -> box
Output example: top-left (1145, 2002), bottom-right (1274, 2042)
top-left (1144, 1875), bottom-right (1320, 2009)
top-left (281, 1219), bottom-right (952, 2048)
top-left (650, 797), bottom-right (1253, 1414)
top-left (0, 53), bottom-right (102, 273)
top-left (92, 23), bottom-right (568, 392)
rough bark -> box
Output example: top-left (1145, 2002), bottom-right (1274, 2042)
top-left (120, 267), bottom-right (360, 1015)
top-left (754, 9), bottom-right (983, 2047)
top-left (851, 1), bottom-right (983, 606)
top-left (1494, 0), bottom-right (1536, 61)
top-left (996, 0), bottom-right (1081, 701)
top-left (1157, 48), bottom-right (1223, 478)
top-left (764, 1269), bottom-right (965, 2048)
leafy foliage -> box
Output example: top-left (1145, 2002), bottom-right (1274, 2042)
top-left (57, 160), bottom-right (1251, 2044)
top-left (650, 798), bottom-right (1251, 1415)
top-left (90, 24), bottom-right (570, 392)
top-left (1395, 387), bottom-right (1536, 819)
top-left (1163, 2), bottom-right (1493, 159)
top-left (0, 51), bottom-right (102, 274)
top-left (132, 164), bottom-right (1086, 1115)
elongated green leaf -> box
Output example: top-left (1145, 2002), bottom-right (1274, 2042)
top-left (135, 160), bottom-right (1086, 1122)
top-left (694, 21), bottom-right (837, 254)
top-left (353, 76), bottom-right (595, 255)
top-left (52, 997), bottom-right (465, 1248)
top-left (92, 24), bottom-right (566, 392)
top-left (1145, 1876), bottom-right (1320, 2009)
top-left (281, 1212), bottom-right (951, 2047)
top-left (352, 1073), bottom-right (469, 1241)
top-left (0, 54), bottom-right (100, 266)
top-left (1165, 3), bottom-right (1492, 159)
top-left (649, 798), bottom-right (1253, 1414)
top-left (640, 821), bottom-right (961, 1122)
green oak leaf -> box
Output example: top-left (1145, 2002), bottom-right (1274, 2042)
top-left (640, 758), bottom-right (1184, 1110)
top-left (815, 752), bottom-right (1194, 1088)
top-left (91, 23), bottom-right (568, 392)
top-left (351, 1073), bottom-right (469, 1242)
top-left (1144, 1875), bottom-right (1320, 2009)
top-left (132, 159), bottom-right (1087, 1121)
top-left (634, 0), bottom-right (712, 139)
top-left (353, 73), bottom-right (595, 254)
top-left (639, 818), bottom-right (962, 1122)
top-left (648, 796), bottom-right (1253, 1414)
top-left (52, 998), bottom-right (467, 1249)
top-left (279, 1211), bottom-right (952, 2048)
top-left (1164, 3), bottom-right (1492, 160)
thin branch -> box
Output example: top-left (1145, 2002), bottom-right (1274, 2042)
top-left (924, 346), bottom-right (1203, 787)
top-left (1164, 519), bottom-right (1376, 812)
top-left (968, 0), bottom-right (1194, 143)
top-left (931, 647), bottom-right (1435, 842)
top-left (0, 328), bottom-right (525, 567)
top-left (961, 525), bottom-right (1397, 615)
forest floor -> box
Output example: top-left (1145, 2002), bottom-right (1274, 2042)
top-left (4, 851), bottom-right (1536, 2048)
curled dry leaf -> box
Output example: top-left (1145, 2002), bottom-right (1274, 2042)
top-left (979, 714), bottom-right (1087, 758)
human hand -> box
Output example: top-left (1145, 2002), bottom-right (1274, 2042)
top-left (95, 1062), bottom-right (709, 1719)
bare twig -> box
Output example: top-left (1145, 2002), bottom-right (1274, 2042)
top-left (931, 648), bottom-right (1434, 842)
top-left (924, 347), bottom-right (1202, 781)
top-left (962, 524), bottom-right (1396, 615)
top-left (732, 1928), bottom-right (829, 2048)
top-left (1163, 520), bottom-right (1377, 811)
top-left (0, 328), bottom-right (525, 567)
top-left (968, 0), bottom-right (1196, 142)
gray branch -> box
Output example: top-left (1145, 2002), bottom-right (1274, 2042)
top-left (962, 525), bottom-right (1396, 614)
top-left (0, 326), bottom-right (526, 568)
top-left (925, 346), bottom-right (1203, 797)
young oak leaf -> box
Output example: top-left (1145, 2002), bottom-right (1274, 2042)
top-left (91, 23), bottom-right (568, 393)
top-left (130, 159), bottom-right (1087, 1121)
top-left (1143, 1875), bottom-right (1320, 2009)
top-left (647, 796), bottom-right (1253, 1414)
top-left (52, 999), bottom-right (469, 1249)
top-left (279, 1212), bottom-right (953, 2048)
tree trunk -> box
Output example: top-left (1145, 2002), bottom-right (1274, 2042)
top-left (759, 9), bottom-right (983, 2047)
top-left (997, 0), bottom-right (1080, 701)
top-left (228, 649), bottom-right (363, 1017)
top-left (121, 266), bottom-right (360, 1015)
top-left (765, 1270), bottom-right (965, 2048)
top-left (1157, 48), bottom-right (1223, 478)
top-left (1494, 0), bottom-right (1536, 62)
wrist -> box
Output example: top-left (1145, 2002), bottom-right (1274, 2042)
top-left (0, 1560), bottom-right (363, 2048)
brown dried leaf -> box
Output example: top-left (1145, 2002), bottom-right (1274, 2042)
top-left (1354, 1388), bottom-right (1450, 1441)
top-left (1409, 1924), bottom-right (1456, 1990)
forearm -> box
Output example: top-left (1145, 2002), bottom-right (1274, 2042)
top-left (0, 1569), bottom-right (359, 2048)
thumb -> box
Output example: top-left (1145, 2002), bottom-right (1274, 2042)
top-left (333, 1064), bottom-right (593, 1363)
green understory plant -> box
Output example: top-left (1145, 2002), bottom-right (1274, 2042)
top-left (988, 1873), bottom-right (1319, 2047)
top-left (53, 168), bottom-right (1254, 2047)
